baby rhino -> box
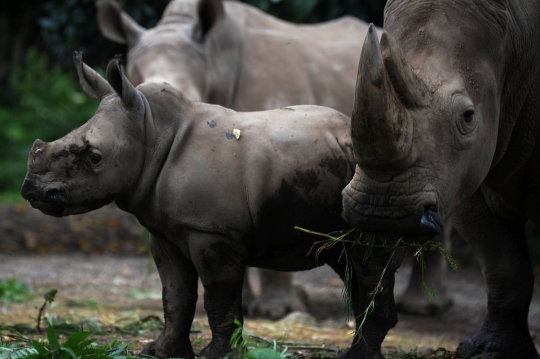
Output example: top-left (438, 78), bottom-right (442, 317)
top-left (21, 53), bottom-right (354, 359)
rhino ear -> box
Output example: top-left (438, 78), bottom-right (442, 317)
top-left (106, 55), bottom-right (144, 113)
top-left (73, 51), bottom-right (113, 101)
top-left (96, 0), bottom-right (145, 46)
top-left (192, 0), bottom-right (225, 42)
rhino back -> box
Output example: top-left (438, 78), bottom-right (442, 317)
top-left (146, 103), bottom-right (353, 263)
top-left (222, 2), bottom-right (366, 114)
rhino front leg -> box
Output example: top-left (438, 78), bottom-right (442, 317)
top-left (142, 235), bottom-right (199, 359)
top-left (329, 248), bottom-right (403, 359)
top-left (453, 188), bottom-right (537, 359)
top-left (397, 221), bottom-right (453, 316)
top-left (189, 232), bottom-right (246, 359)
top-left (248, 270), bottom-right (306, 319)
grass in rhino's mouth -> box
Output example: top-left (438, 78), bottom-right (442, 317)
top-left (294, 227), bottom-right (457, 337)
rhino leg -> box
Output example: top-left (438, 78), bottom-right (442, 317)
top-left (247, 270), bottom-right (306, 319)
top-left (241, 270), bottom-right (256, 314)
top-left (329, 249), bottom-right (403, 359)
top-left (453, 188), bottom-right (537, 359)
top-left (396, 222), bottom-right (453, 316)
top-left (189, 232), bottom-right (246, 359)
top-left (142, 235), bottom-right (198, 359)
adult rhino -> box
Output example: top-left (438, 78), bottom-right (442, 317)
top-left (96, 0), bottom-right (452, 319)
top-left (21, 53), bottom-right (359, 359)
top-left (342, 1), bottom-right (540, 358)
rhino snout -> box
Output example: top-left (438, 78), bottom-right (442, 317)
top-left (21, 179), bottom-right (68, 217)
top-left (342, 179), bottom-right (444, 236)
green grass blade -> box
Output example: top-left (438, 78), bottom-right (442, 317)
top-left (30, 340), bottom-right (48, 355)
top-left (60, 347), bottom-right (78, 359)
top-left (47, 325), bottom-right (60, 351)
top-left (63, 331), bottom-right (92, 349)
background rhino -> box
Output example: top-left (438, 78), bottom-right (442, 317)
top-left (21, 53), bottom-right (360, 359)
top-left (96, 0), bottom-right (452, 319)
top-left (342, 1), bottom-right (540, 358)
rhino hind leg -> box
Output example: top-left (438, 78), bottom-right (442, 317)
top-left (453, 188), bottom-right (538, 359)
top-left (241, 270), bottom-right (256, 314)
top-left (142, 235), bottom-right (199, 359)
top-left (396, 223), bottom-right (453, 316)
top-left (190, 232), bottom-right (247, 359)
top-left (247, 269), bottom-right (306, 319)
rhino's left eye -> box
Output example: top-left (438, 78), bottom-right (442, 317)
top-left (462, 108), bottom-right (475, 123)
top-left (90, 153), bottom-right (102, 164)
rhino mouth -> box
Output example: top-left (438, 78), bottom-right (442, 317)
top-left (342, 185), bottom-right (444, 236)
top-left (29, 200), bottom-right (67, 217)
top-left (23, 186), bottom-right (69, 217)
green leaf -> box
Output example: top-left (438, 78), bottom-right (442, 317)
top-left (60, 346), bottom-right (78, 359)
top-left (63, 331), bottom-right (92, 349)
top-left (47, 324), bottom-right (60, 351)
top-left (30, 340), bottom-right (49, 355)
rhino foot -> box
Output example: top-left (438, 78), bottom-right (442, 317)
top-left (248, 285), bottom-right (307, 319)
top-left (140, 341), bottom-right (156, 356)
top-left (246, 270), bottom-right (307, 320)
top-left (456, 331), bottom-right (537, 359)
top-left (395, 290), bottom-right (452, 316)
top-left (141, 337), bottom-right (195, 359)
top-left (199, 339), bottom-right (236, 359)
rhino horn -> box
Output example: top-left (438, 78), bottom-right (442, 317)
top-left (74, 51), bottom-right (113, 101)
top-left (351, 24), bottom-right (414, 168)
top-left (380, 31), bottom-right (429, 108)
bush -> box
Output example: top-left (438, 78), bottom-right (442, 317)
top-left (0, 48), bottom-right (98, 194)
top-left (0, 277), bottom-right (33, 302)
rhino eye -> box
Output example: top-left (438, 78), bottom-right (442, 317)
top-left (90, 153), bottom-right (102, 164)
top-left (462, 109), bottom-right (475, 123)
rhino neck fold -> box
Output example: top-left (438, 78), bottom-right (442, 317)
top-left (115, 90), bottom-right (188, 217)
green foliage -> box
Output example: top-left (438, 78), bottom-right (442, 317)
top-left (0, 48), bottom-right (98, 193)
top-left (229, 320), bottom-right (289, 359)
top-left (39, 0), bottom-right (170, 70)
top-left (0, 278), bottom-right (33, 303)
top-left (0, 324), bottom-right (138, 359)
top-left (295, 227), bottom-right (458, 338)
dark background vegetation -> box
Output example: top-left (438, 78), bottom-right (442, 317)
top-left (0, 0), bottom-right (386, 197)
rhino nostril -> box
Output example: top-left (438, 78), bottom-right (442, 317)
top-left (420, 205), bottom-right (444, 234)
top-left (46, 188), bottom-right (66, 204)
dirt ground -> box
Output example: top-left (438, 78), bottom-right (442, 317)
top-left (2, 203), bottom-right (540, 357)
top-left (2, 254), bottom-right (540, 357)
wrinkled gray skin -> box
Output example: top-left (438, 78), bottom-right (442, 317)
top-left (21, 54), bottom-right (362, 359)
top-left (96, 0), bottom-right (452, 319)
top-left (342, 1), bottom-right (540, 358)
